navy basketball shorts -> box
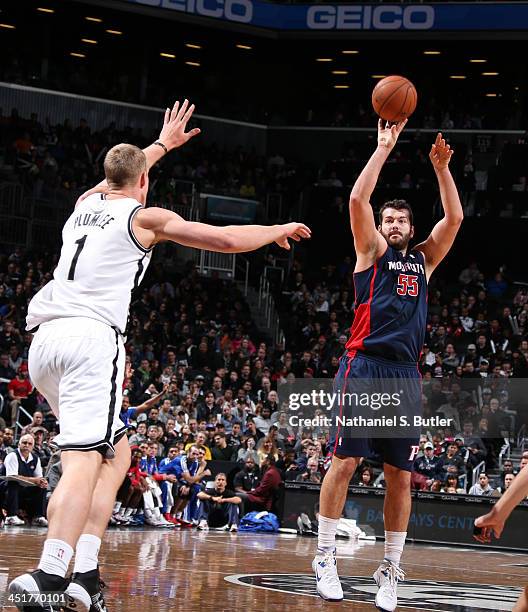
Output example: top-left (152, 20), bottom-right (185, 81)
top-left (328, 351), bottom-right (422, 472)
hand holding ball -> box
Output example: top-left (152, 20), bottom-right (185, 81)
top-left (372, 76), bottom-right (417, 122)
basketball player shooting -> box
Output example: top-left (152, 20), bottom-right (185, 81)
top-left (8, 99), bottom-right (311, 611)
top-left (313, 120), bottom-right (463, 611)
top-left (474, 467), bottom-right (528, 611)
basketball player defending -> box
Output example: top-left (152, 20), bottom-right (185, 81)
top-left (313, 120), bottom-right (462, 610)
top-left (474, 467), bottom-right (528, 611)
top-left (9, 100), bottom-right (311, 611)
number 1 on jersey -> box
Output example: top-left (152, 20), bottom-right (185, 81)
top-left (68, 235), bottom-right (87, 281)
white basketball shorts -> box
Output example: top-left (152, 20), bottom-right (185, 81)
top-left (29, 316), bottom-right (126, 458)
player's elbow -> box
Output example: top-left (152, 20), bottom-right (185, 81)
top-left (447, 212), bottom-right (464, 227)
top-left (349, 195), bottom-right (363, 210)
top-left (217, 230), bottom-right (239, 253)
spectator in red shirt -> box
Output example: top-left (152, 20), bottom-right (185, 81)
top-left (8, 364), bottom-right (33, 426)
top-left (236, 454), bottom-right (283, 512)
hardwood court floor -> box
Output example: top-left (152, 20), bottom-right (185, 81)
top-left (0, 527), bottom-right (526, 611)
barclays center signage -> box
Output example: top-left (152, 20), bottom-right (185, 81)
top-left (131, 1), bottom-right (528, 31)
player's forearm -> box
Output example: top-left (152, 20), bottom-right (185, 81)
top-left (494, 466), bottom-right (528, 518)
top-left (220, 225), bottom-right (286, 253)
top-left (435, 168), bottom-right (463, 225)
top-left (350, 146), bottom-right (390, 204)
top-left (142, 143), bottom-right (167, 172)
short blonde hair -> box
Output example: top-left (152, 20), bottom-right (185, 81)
top-left (103, 144), bottom-right (147, 188)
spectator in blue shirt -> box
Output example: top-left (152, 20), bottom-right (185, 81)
top-left (119, 385), bottom-right (167, 427)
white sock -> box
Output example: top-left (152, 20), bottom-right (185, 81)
top-left (384, 531), bottom-right (406, 566)
top-left (317, 515), bottom-right (339, 553)
top-left (113, 502), bottom-right (122, 513)
top-left (73, 534), bottom-right (101, 574)
top-left (38, 539), bottom-right (74, 578)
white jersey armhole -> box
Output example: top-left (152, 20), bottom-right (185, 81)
top-left (127, 205), bottom-right (153, 254)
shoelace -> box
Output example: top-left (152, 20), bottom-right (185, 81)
top-left (319, 552), bottom-right (341, 588)
top-left (381, 562), bottom-right (405, 587)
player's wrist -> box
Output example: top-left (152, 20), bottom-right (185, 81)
top-left (153, 140), bottom-right (169, 154)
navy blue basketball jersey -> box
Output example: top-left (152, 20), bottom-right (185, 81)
top-left (346, 246), bottom-right (427, 363)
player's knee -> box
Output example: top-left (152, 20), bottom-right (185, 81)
top-left (332, 455), bottom-right (359, 477)
top-left (384, 464), bottom-right (411, 485)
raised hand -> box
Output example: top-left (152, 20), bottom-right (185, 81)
top-left (274, 223), bottom-right (312, 250)
top-left (430, 132), bottom-right (453, 171)
top-left (158, 99), bottom-right (201, 151)
top-left (377, 118), bottom-right (408, 151)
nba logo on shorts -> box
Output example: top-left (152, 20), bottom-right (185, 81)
top-left (408, 445), bottom-right (420, 461)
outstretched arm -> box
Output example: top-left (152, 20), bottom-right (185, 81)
top-left (350, 119), bottom-right (407, 267)
top-left (415, 133), bottom-right (463, 278)
top-left (75, 99), bottom-right (200, 206)
top-left (134, 207), bottom-right (311, 253)
top-left (134, 385), bottom-right (168, 416)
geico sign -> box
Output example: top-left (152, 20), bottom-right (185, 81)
top-left (139, 0), bottom-right (253, 23)
top-left (306, 5), bottom-right (435, 30)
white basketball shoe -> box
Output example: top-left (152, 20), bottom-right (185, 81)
top-left (373, 559), bottom-right (405, 611)
top-left (312, 548), bottom-right (344, 601)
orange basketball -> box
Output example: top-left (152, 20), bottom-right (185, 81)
top-left (372, 75), bottom-right (417, 123)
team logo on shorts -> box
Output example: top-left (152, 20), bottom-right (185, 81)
top-left (224, 573), bottom-right (519, 610)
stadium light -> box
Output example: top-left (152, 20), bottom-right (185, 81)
top-left (316, 58), bottom-right (333, 62)
top-left (81, 39), bottom-right (97, 44)
top-left (482, 72), bottom-right (499, 76)
top-left (236, 44), bottom-right (252, 50)
top-left (106, 30), bottom-right (122, 35)
top-left (85, 16), bottom-right (102, 23)
top-left (334, 85), bottom-right (349, 89)
top-left (37, 8), bottom-right (55, 13)
top-left (450, 75), bottom-right (466, 79)
top-left (341, 50), bottom-right (359, 55)
top-left (70, 52), bottom-right (86, 58)
top-left (470, 59), bottom-right (487, 63)
top-left (160, 53), bottom-right (176, 59)
top-left (185, 61), bottom-right (200, 67)
top-left (186, 43), bottom-right (202, 49)
top-left (0, 23), bottom-right (16, 29)
top-left (424, 51), bottom-right (441, 55)
top-left (332, 71), bottom-right (348, 75)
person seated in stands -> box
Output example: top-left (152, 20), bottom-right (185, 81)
top-left (296, 457), bottom-right (323, 484)
top-left (234, 456), bottom-right (261, 493)
top-left (0, 427), bottom-right (16, 461)
top-left (211, 432), bottom-right (235, 461)
top-left (440, 474), bottom-right (465, 494)
top-left (197, 473), bottom-right (242, 532)
top-left (412, 441), bottom-right (439, 489)
top-left (20, 410), bottom-right (45, 436)
top-left (185, 431), bottom-right (212, 460)
top-left (7, 363), bottom-right (34, 427)
top-left (356, 466), bottom-right (376, 487)
top-left (3, 434), bottom-right (48, 526)
top-left (468, 472), bottom-right (494, 496)
top-left (435, 441), bottom-right (466, 482)
top-left (235, 454), bottom-right (282, 512)
top-left (493, 472), bottom-right (515, 497)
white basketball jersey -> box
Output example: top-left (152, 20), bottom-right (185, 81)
top-left (26, 194), bottom-right (153, 334)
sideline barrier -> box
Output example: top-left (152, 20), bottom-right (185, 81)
top-left (282, 482), bottom-right (528, 551)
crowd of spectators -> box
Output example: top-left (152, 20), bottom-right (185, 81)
top-left (2, 109), bottom-right (528, 225)
top-left (0, 235), bottom-right (527, 529)
top-left (0, 109), bottom-right (305, 206)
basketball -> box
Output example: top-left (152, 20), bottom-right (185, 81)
top-left (372, 75), bottom-right (417, 123)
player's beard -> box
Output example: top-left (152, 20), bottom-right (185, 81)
top-left (381, 230), bottom-right (411, 252)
